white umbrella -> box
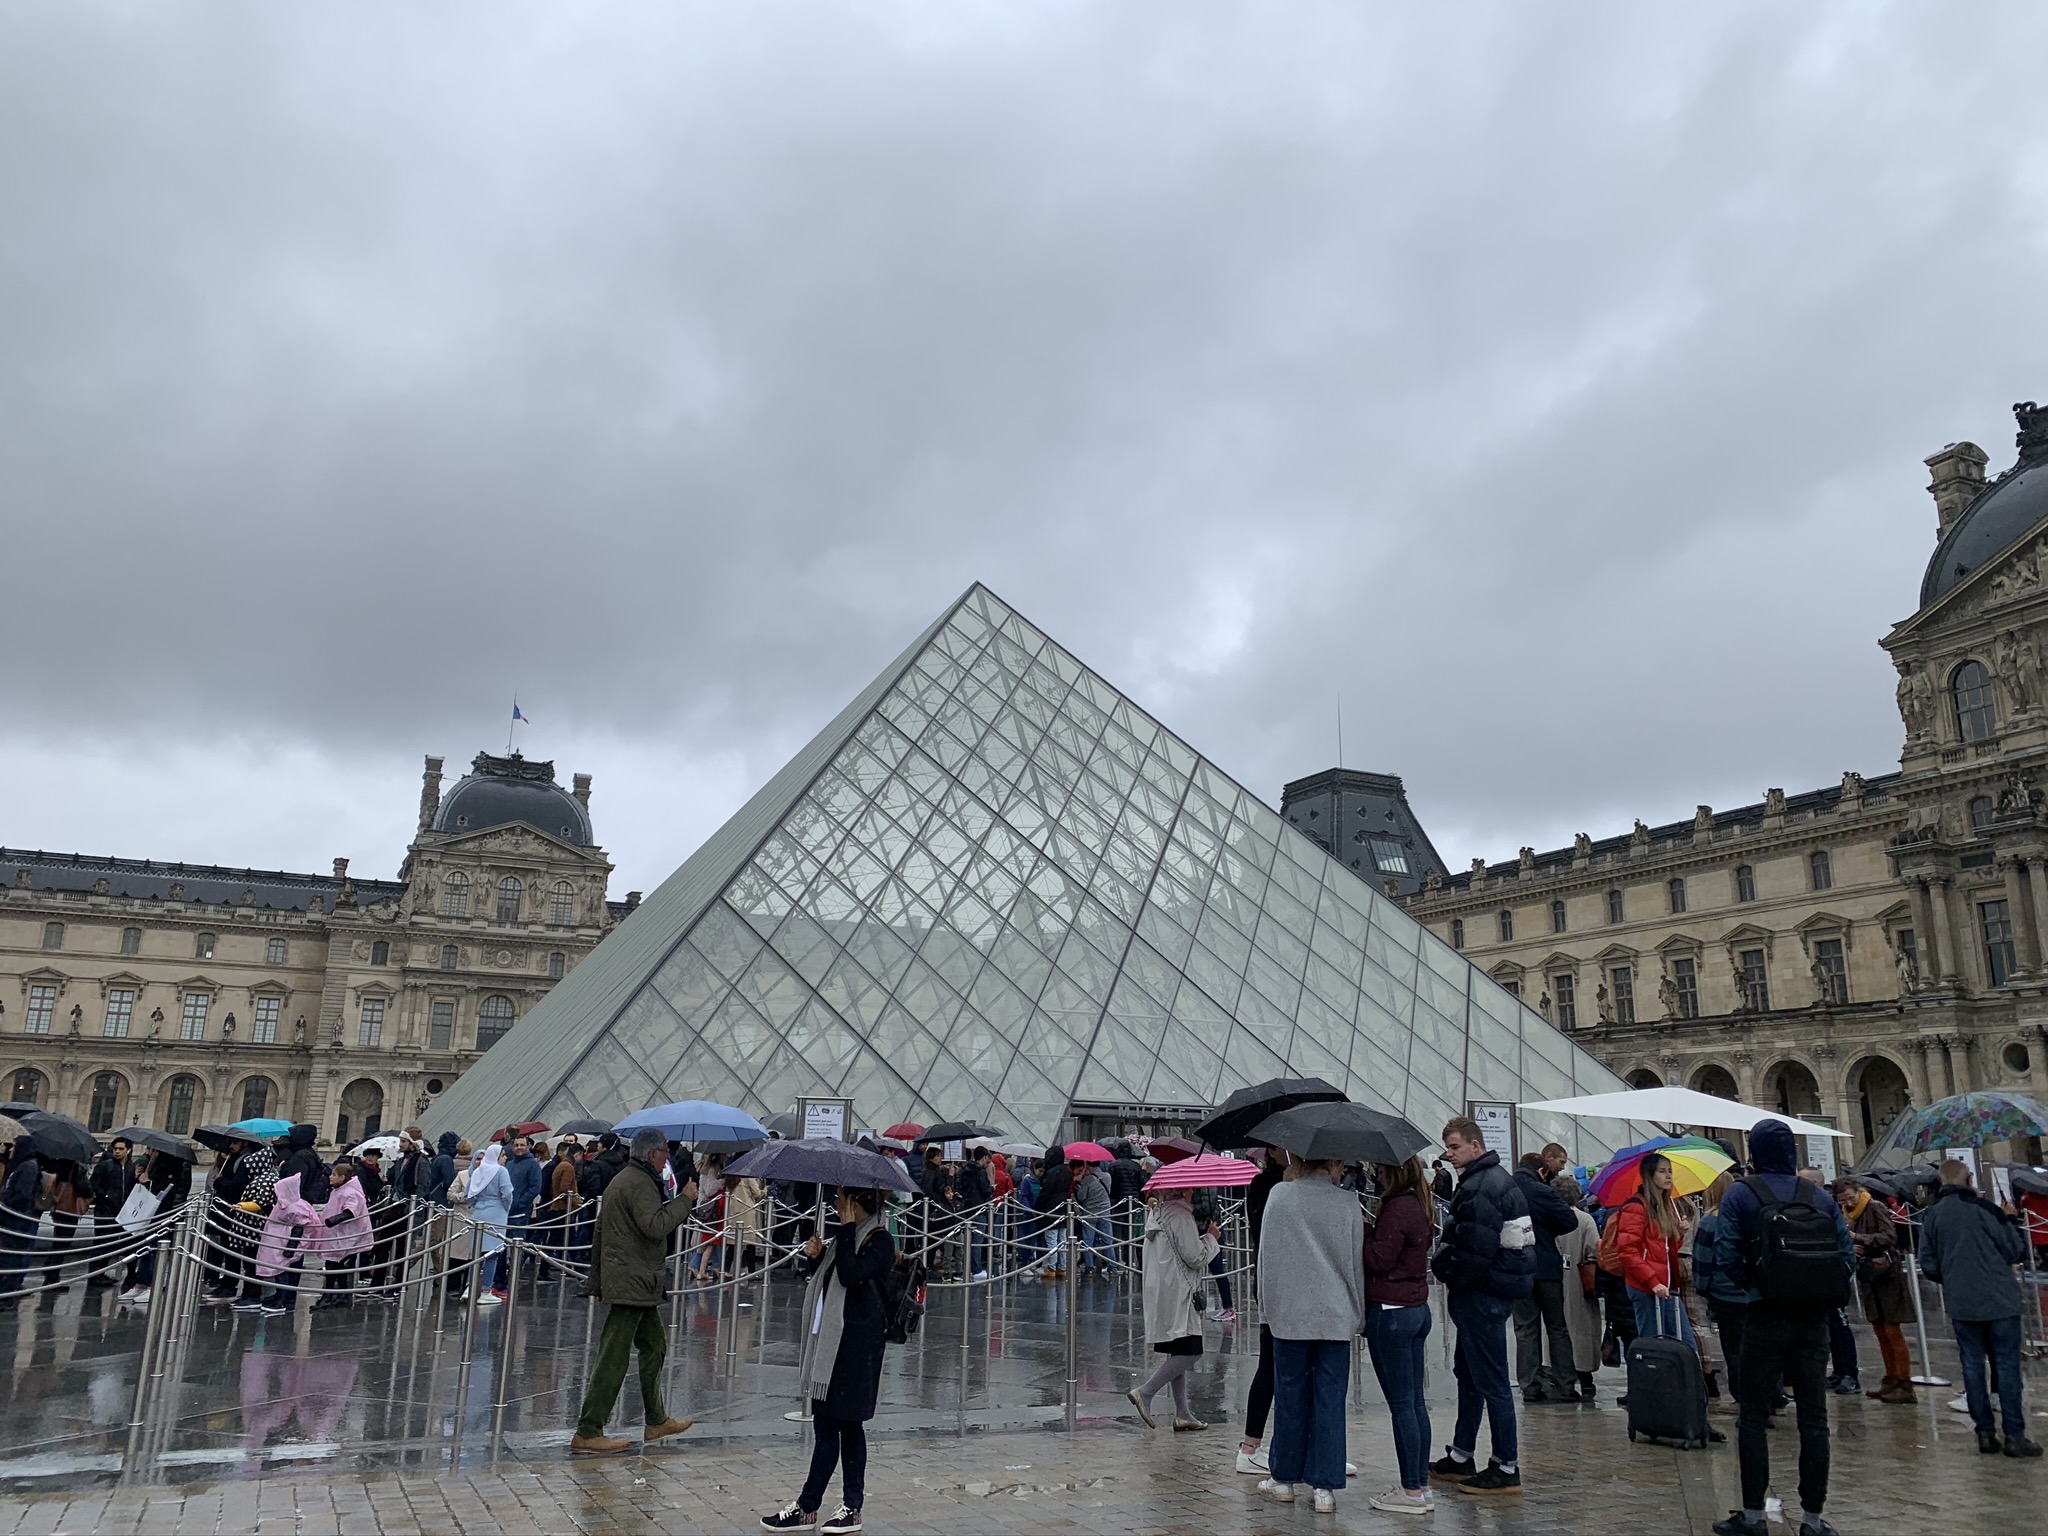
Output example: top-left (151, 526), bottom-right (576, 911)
top-left (1519, 1086), bottom-right (1850, 1139)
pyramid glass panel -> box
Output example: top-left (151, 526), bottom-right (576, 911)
top-left (424, 584), bottom-right (1640, 1161)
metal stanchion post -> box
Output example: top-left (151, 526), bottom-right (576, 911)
top-left (1064, 1203), bottom-right (1078, 1431)
top-left (1907, 1223), bottom-right (1952, 1388)
top-left (122, 1236), bottom-right (172, 1476)
top-left (453, 1220), bottom-right (485, 1458)
top-left (491, 1238), bottom-right (522, 1465)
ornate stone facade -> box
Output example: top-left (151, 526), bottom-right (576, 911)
top-left (1, 752), bottom-right (634, 1146)
top-left (1402, 401), bottom-right (2048, 1159)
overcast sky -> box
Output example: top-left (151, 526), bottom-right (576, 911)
top-left (5, 3), bottom-right (2047, 896)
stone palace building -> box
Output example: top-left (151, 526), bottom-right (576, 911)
top-left (1397, 399), bottom-right (2048, 1161)
top-left (1, 752), bottom-right (634, 1145)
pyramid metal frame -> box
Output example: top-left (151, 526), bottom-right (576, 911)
top-left (423, 584), bottom-right (1636, 1159)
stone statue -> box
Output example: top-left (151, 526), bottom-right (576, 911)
top-left (1537, 991), bottom-right (1553, 1021)
top-left (1694, 805), bottom-right (1713, 833)
top-left (1595, 983), bottom-right (1613, 1024)
top-left (1810, 955), bottom-right (1833, 1005)
top-left (1997, 632), bottom-right (2033, 714)
top-left (1897, 663), bottom-right (1936, 742)
top-left (67, 1004), bottom-right (82, 1039)
top-left (1518, 846), bottom-right (1536, 873)
top-left (146, 1008), bottom-right (163, 1042)
top-left (1573, 832), bottom-right (1593, 858)
top-left (1894, 943), bottom-right (1918, 992)
top-left (222, 1011), bottom-right (236, 1039)
top-left (292, 1015), bottom-right (308, 1046)
top-left (1732, 962), bottom-right (1751, 1011)
top-left (1631, 820), bottom-right (1651, 852)
top-left (1658, 972), bottom-right (1680, 1019)
top-left (2019, 633), bottom-right (2047, 716)
top-left (2017, 400), bottom-right (2048, 465)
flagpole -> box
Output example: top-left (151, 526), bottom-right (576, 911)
top-left (507, 697), bottom-right (517, 756)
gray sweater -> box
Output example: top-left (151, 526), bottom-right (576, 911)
top-left (1256, 1175), bottom-right (1366, 1342)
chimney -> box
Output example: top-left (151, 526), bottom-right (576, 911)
top-left (1925, 441), bottom-right (1988, 534)
top-left (333, 857), bottom-right (349, 882)
top-left (418, 755), bottom-right (445, 833)
top-left (624, 890), bottom-right (642, 910)
top-left (572, 772), bottom-right (592, 809)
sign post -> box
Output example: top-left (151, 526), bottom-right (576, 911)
top-left (1466, 1100), bottom-right (1517, 1165)
top-left (1805, 1116), bottom-right (1838, 1182)
top-left (796, 1096), bottom-right (855, 1143)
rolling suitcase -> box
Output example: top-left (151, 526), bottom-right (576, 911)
top-left (1625, 1291), bottom-right (1708, 1449)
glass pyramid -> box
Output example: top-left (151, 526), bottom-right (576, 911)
top-left (425, 585), bottom-right (1635, 1159)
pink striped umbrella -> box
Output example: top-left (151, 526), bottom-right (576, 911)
top-left (1144, 1153), bottom-right (1258, 1191)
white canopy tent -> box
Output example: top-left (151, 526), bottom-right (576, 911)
top-left (1519, 1086), bottom-right (1850, 1140)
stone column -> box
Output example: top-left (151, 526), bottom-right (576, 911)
top-left (2004, 859), bottom-right (2040, 972)
top-left (1907, 879), bottom-right (1941, 986)
top-left (1903, 1038), bottom-right (1933, 1108)
top-left (2027, 863), bottom-right (2048, 973)
top-left (1934, 1037), bottom-right (1958, 1098)
top-left (1928, 878), bottom-right (1961, 985)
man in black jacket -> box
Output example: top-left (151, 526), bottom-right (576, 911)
top-left (425, 1132), bottom-right (460, 1206)
top-left (1512, 1151), bottom-right (1583, 1403)
top-left (1107, 1144), bottom-right (1145, 1263)
top-left (957, 1149), bottom-right (994, 1279)
top-left (1920, 1161), bottom-right (2040, 1457)
top-left (1033, 1154), bottom-right (1074, 1278)
top-left (277, 1124), bottom-right (326, 1203)
top-left (581, 1133), bottom-right (629, 1197)
top-left (1430, 1117), bottom-right (1534, 1497)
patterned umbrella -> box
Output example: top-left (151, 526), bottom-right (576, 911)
top-left (1589, 1135), bottom-right (1732, 1204)
top-left (1902, 1091), bottom-right (2048, 1152)
top-left (1144, 1153), bottom-right (1259, 1191)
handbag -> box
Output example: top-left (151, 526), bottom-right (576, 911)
top-left (116, 1184), bottom-right (162, 1234)
top-left (1578, 1260), bottom-right (1599, 1298)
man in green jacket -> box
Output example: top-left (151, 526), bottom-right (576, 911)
top-left (571, 1127), bottom-right (700, 1454)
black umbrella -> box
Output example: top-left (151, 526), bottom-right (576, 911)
top-left (764, 1111), bottom-right (800, 1140)
top-left (109, 1125), bottom-right (198, 1162)
top-left (726, 1137), bottom-right (919, 1194)
top-left (18, 1109), bottom-right (99, 1164)
top-left (1249, 1102), bottom-right (1431, 1168)
top-left (193, 1124), bottom-right (243, 1155)
top-left (1195, 1076), bottom-right (1347, 1150)
top-left (913, 1121), bottom-right (1004, 1145)
top-left (555, 1117), bottom-right (613, 1137)
top-left (694, 1136), bottom-right (767, 1157)
top-left (0, 1101), bottom-right (47, 1119)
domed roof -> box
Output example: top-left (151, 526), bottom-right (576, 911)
top-left (1921, 403), bottom-right (2048, 609)
top-left (432, 752), bottom-right (592, 846)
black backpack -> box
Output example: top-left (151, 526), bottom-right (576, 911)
top-left (878, 1251), bottom-right (927, 1345)
top-left (1745, 1177), bottom-right (1849, 1308)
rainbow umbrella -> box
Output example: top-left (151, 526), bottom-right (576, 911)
top-left (1589, 1135), bottom-right (1732, 1205)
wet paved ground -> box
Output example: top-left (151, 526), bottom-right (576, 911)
top-left (1, 1265), bottom-right (2044, 1533)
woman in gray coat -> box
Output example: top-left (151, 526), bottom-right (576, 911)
top-left (1127, 1189), bottom-right (1219, 1431)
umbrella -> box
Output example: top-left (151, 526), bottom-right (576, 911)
top-left (615, 1100), bottom-right (768, 1143)
top-left (1195, 1076), bottom-right (1347, 1150)
top-left (1060, 1142), bottom-right (1115, 1163)
top-left (1588, 1136), bottom-right (1733, 1205)
top-left (1900, 1091), bottom-right (2048, 1152)
top-left (555, 1117), bottom-right (614, 1138)
top-left (0, 1114), bottom-right (30, 1150)
top-left (228, 1117), bottom-right (294, 1141)
top-left (1147, 1137), bottom-right (1204, 1164)
top-left (995, 1142), bottom-right (1045, 1160)
top-left (109, 1126), bottom-right (197, 1162)
top-left (489, 1120), bottom-right (551, 1141)
top-left (883, 1122), bottom-right (926, 1141)
top-left (1519, 1086), bottom-right (1848, 1140)
top-left (764, 1112), bottom-right (800, 1140)
top-left (18, 1109), bottom-right (98, 1164)
top-left (693, 1136), bottom-right (767, 1156)
top-left (347, 1133), bottom-right (405, 1162)
top-left (1249, 1102), bottom-right (1431, 1168)
top-left (913, 1121), bottom-right (1004, 1145)
top-left (0, 1102), bottom-right (47, 1119)
top-left (725, 1138), bottom-right (921, 1194)
top-left (1144, 1153), bottom-right (1259, 1192)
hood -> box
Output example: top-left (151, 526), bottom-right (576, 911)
top-left (1749, 1118), bottom-right (1798, 1175)
top-left (287, 1123), bottom-right (318, 1151)
top-left (437, 1131), bottom-right (461, 1156)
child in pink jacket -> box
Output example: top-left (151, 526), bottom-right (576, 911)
top-left (311, 1157), bottom-right (371, 1310)
top-left (254, 1171), bottom-right (317, 1311)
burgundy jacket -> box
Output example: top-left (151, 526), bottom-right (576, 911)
top-left (1362, 1188), bottom-right (1433, 1308)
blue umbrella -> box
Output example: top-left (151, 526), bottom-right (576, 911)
top-left (614, 1100), bottom-right (768, 1144)
top-left (725, 1137), bottom-right (918, 1194)
top-left (228, 1117), bottom-right (294, 1140)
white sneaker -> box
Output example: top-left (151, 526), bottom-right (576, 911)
top-left (476, 1292), bottom-right (503, 1307)
top-left (1257, 1479), bottom-right (1295, 1503)
top-left (1948, 1394), bottom-right (1971, 1414)
top-left (1235, 1447), bottom-right (1270, 1474)
top-left (1345, 1460), bottom-right (1358, 1477)
top-left (127, 1288), bottom-right (151, 1305)
top-left (1370, 1486), bottom-right (1435, 1515)
top-left (1312, 1488), bottom-right (1336, 1513)
top-left (970, 1270), bottom-right (990, 1281)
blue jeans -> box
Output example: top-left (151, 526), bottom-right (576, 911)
top-left (1954, 1316), bottom-right (2026, 1439)
top-left (1080, 1216), bottom-right (1111, 1269)
top-left (1628, 1287), bottom-right (1696, 1347)
top-left (1270, 1338), bottom-right (1350, 1490)
top-left (1365, 1302), bottom-right (1433, 1491)
top-left (1449, 1291), bottom-right (1518, 1468)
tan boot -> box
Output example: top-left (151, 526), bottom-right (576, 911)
top-left (570, 1433), bottom-right (633, 1455)
top-left (1879, 1380), bottom-right (1917, 1405)
top-left (1865, 1375), bottom-right (1895, 1399)
top-left (643, 1418), bottom-right (694, 1444)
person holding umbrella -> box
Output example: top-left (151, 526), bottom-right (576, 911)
top-left (0, 1137), bottom-right (42, 1304)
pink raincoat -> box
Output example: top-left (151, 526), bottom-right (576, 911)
top-left (310, 1175), bottom-right (371, 1258)
top-left (254, 1172), bottom-right (317, 1280)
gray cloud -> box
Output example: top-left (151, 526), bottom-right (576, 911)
top-left (4, 2), bottom-right (2047, 893)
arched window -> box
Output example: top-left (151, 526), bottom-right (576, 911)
top-left (1497, 909), bottom-right (1514, 943)
top-left (476, 995), bottom-right (516, 1051)
top-left (1667, 877), bottom-right (1687, 914)
top-left (548, 951), bottom-right (566, 979)
top-left (163, 1074), bottom-right (201, 1136)
top-left (1953, 660), bottom-right (1997, 742)
top-left (8, 1068), bottom-right (45, 1106)
top-left (238, 1076), bottom-right (273, 1121)
top-left (1735, 865), bottom-right (1756, 903)
top-left (496, 876), bottom-right (523, 923)
top-left (370, 940), bottom-right (390, 966)
top-left (1550, 899), bottom-right (1567, 934)
top-left (1970, 794), bottom-right (1995, 830)
top-left (336, 1078), bottom-right (384, 1144)
top-left (194, 932), bottom-right (216, 960)
top-left (41, 921), bottom-right (64, 950)
top-left (1450, 918), bottom-right (1465, 950)
top-left (549, 881), bottom-right (576, 927)
top-left (1606, 889), bottom-right (1624, 924)
top-left (441, 872), bottom-right (470, 918)
top-left (86, 1071), bottom-right (123, 1133)
top-left (440, 944), bottom-right (459, 971)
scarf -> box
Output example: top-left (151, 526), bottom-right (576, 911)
top-left (1844, 1188), bottom-right (1871, 1222)
top-left (797, 1214), bottom-right (885, 1404)
top-left (468, 1142), bottom-right (504, 1199)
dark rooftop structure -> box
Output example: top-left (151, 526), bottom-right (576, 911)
top-left (1920, 401), bottom-right (2048, 609)
top-left (0, 849), bottom-right (402, 912)
top-left (1278, 768), bottom-right (1448, 899)
top-left (430, 752), bottom-right (593, 847)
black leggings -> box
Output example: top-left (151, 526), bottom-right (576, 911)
top-left (800, 1410), bottom-right (867, 1513)
top-left (1244, 1325), bottom-right (1276, 1439)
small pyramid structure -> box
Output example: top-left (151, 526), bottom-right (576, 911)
top-left (424, 585), bottom-right (1634, 1158)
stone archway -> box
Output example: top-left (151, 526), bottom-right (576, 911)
top-left (336, 1078), bottom-right (384, 1145)
top-left (1626, 1068), bottom-right (1664, 1089)
top-left (1691, 1063), bottom-right (1739, 1100)
top-left (1762, 1059), bottom-right (1823, 1121)
top-left (1851, 1054), bottom-right (1911, 1151)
